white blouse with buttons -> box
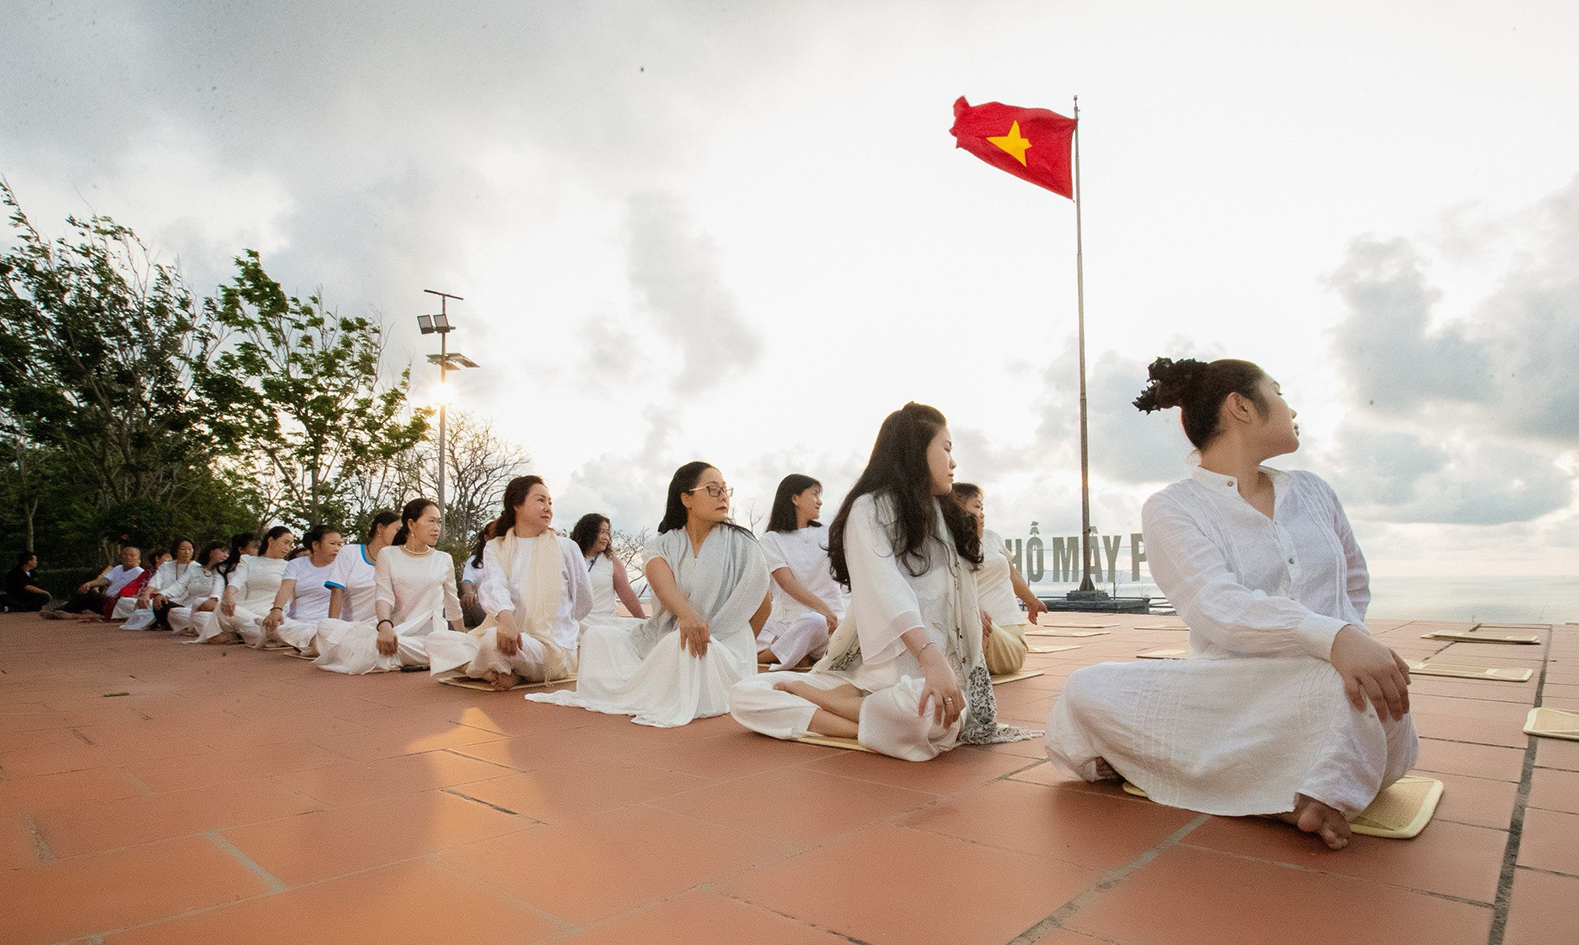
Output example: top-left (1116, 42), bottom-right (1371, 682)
top-left (1141, 465), bottom-right (1371, 661)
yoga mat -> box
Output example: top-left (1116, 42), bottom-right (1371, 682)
top-left (1026, 629), bottom-right (1110, 638)
top-left (1032, 622), bottom-right (1116, 630)
top-left (991, 670), bottom-right (1046, 685)
top-left (283, 651), bottom-right (316, 660)
top-left (1421, 631), bottom-right (1540, 644)
top-left (1474, 622), bottom-right (1551, 631)
top-left (1028, 644), bottom-right (1080, 654)
top-left (1123, 775), bottom-right (1444, 839)
top-left (1137, 648), bottom-right (1189, 660)
top-left (1405, 661), bottom-right (1532, 683)
top-left (1524, 706), bottom-right (1579, 741)
top-left (1135, 623), bottom-right (1190, 631)
top-left (439, 675), bottom-right (577, 693)
top-left (790, 734), bottom-right (874, 753)
top-left (259, 642), bottom-right (294, 650)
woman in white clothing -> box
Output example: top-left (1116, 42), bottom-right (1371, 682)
top-left (528, 462), bottom-right (772, 727)
top-left (324, 511), bottom-right (399, 623)
top-left (1045, 357), bottom-right (1417, 851)
top-left (204, 527), bottom-right (293, 644)
top-left (458, 520), bottom-right (494, 628)
top-left (167, 541), bottom-right (230, 636)
top-left (313, 498), bottom-right (462, 674)
top-left (952, 483), bottom-right (1047, 675)
top-left (569, 513), bottom-right (646, 622)
top-left (755, 474), bottom-right (843, 671)
top-left (731, 403), bottom-right (1034, 760)
top-left (125, 538), bottom-right (200, 631)
top-left (253, 525), bottom-right (344, 652)
top-left (428, 477), bottom-right (594, 691)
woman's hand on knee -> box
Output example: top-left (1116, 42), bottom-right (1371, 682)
top-left (917, 648), bottom-right (963, 727)
top-left (1331, 626), bottom-right (1411, 722)
top-left (679, 612), bottom-right (710, 658)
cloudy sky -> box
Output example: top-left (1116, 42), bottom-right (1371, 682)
top-left (4, 0), bottom-right (1577, 582)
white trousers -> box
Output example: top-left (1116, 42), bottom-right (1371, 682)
top-left (756, 612), bottom-right (831, 671)
top-left (426, 627), bottom-right (576, 683)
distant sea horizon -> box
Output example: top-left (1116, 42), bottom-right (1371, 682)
top-left (1030, 575), bottom-right (1579, 625)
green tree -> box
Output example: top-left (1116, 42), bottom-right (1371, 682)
top-left (0, 179), bottom-right (239, 563)
top-left (203, 250), bottom-right (429, 530)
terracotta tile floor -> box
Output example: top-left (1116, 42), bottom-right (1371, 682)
top-left (2, 613), bottom-right (1576, 944)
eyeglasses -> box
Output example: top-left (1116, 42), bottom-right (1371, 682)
top-left (687, 484), bottom-right (734, 500)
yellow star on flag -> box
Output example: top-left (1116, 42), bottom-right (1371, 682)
top-left (987, 120), bottom-right (1031, 166)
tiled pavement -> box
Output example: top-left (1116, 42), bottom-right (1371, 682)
top-left (1, 613), bottom-right (1575, 945)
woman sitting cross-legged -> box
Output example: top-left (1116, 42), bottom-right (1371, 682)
top-left (755, 474), bottom-right (844, 671)
top-left (313, 498), bottom-right (462, 674)
top-left (527, 462), bottom-right (771, 727)
top-left (203, 527), bottom-right (293, 644)
top-left (427, 476), bottom-right (593, 691)
top-left (125, 539), bottom-right (202, 631)
top-left (323, 511), bottom-right (400, 629)
top-left (730, 402), bottom-right (1035, 760)
top-left (167, 541), bottom-right (230, 637)
top-left (952, 483), bottom-right (1047, 675)
top-left (249, 525), bottom-right (344, 652)
top-left (1044, 357), bottom-right (1417, 850)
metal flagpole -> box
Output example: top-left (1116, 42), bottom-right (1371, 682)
top-left (1071, 95), bottom-right (1099, 596)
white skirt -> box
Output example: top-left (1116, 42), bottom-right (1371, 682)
top-left (312, 612), bottom-right (438, 675)
top-left (1045, 655), bottom-right (1418, 819)
top-left (527, 617), bottom-right (752, 727)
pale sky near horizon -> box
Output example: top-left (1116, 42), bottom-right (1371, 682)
top-left (4, 1), bottom-right (1577, 581)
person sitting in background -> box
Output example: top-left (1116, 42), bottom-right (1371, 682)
top-left (952, 483), bottom-right (1046, 675)
top-left (251, 525), bottom-right (344, 652)
top-left (110, 547), bottom-right (167, 622)
top-left (459, 520), bottom-right (495, 628)
top-left (571, 512), bottom-right (647, 625)
top-left (203, 528), bottom-right (293, 644)
top-left (130, 539), bottom-right (202, 631)
top-left (2, 552), bottom-right (51, 612)
top-left (44, 546), bottom-right (143, 620)
top-left (755, 474), bottom-right (843, 671)
top-left (168, 542), bottom-right (229, 636)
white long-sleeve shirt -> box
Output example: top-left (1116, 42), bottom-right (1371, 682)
top-left (1141, 465), bottom-right (1370, 662)
top-left (479, 534), bottom-right (593, 651)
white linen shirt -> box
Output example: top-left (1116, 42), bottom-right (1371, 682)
top-left (479, 535), bottom-right (593, 651)
top-left (1141, 465), bottom-right (1370, 662)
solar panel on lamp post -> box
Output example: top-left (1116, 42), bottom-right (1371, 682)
top-left (418, 290), bottom-right (478, 533)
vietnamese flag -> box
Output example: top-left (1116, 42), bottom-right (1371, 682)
top-left (950, 96), bottom-right (1076, 199)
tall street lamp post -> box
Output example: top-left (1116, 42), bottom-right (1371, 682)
top-left (417, 289), bottom-right (479, 532)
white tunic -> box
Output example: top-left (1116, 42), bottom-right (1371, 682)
top-left (529, 526), bottom-right (770, 727)
top-left (149, 560), bottom-right (201, 601)
top-left (229, 555), bottom-right (288, 610)
top-left (324, 543), bottom-right (378, 622)
top-left (1044, 465), bottom-right (1418, 818)
top-left (478, 535), bottom-right (592, 651)
top-left (103, 565), bottom-right (144, 597)
top-left (587, 554), bottom-right (619, 618)
top-left (461, 557), bottom-right (486, 589)
top-left (759, 525), bottom-right (844, 635)
top-left (283, 556), bottom-right (336, 622)
top-left (975, 530), bottom-right (1023, 627)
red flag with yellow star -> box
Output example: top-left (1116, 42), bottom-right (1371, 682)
top-left (950, 96), bottom-right (1076, 198)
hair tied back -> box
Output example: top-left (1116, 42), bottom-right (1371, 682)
top-left (1134, 356), bottom-right (1207, 413)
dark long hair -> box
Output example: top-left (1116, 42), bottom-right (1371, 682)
top-left (217, 532), bottom-right (255, 579)
top-left (393, 498), bottom-right (437, 546)
top-left (828, 402), bottom-right (981, 586)
top-left (301, 524), bottom-right (340, 558)
top-left (260, 526), bottom-right (292, 558)
top-left (494, 476), bottom-right (546, 536)
top-left (767, 474), bottom-right (821, 533)
top-left (1134, 357), bottom-right (1267, 449)
top-left (656, 462), bottom-right (752, 537)
top-left (468, 519), bottom-right (497, 569)
top-left (570, 513), bottom-right (611, 557)
top-left (196, 541), bottom-right (227, 571)
top-left (365, 510), bottom-right (399, 543)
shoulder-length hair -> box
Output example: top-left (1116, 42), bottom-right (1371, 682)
top-left (767, 474), bottom-right (821, 533)
top-left (570, 513), bottom-right (611, 557)
top-left (828, 402), bottom-right (981, 586)
top-left (217, 532), bottom-right (256, 579)
top-left (656, 462), bottom-right (753, 537)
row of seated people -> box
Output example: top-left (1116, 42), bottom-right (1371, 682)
top-left (20, 356), bottom-right (1417, 852)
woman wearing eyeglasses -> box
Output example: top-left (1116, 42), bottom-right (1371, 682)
top-left (528, 462), bottom-right (772, 727)
top-left (730, 402), bottom-right (1035, 760)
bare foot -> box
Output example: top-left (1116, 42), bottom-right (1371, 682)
top-left (1093, 758), bottom-right (1120, 781)
top-left (773, 678), bottom-right (817, 700)
top-left (486, 670), bottom-right (520, 692)
top-left (1275, 795), bottom-right (1352, 850)
top-left (757, 648), bottom-right (774, 665)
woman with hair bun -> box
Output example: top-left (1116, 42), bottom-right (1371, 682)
top-left (731, 403), bottom-right (1035, 760)
top-left (250, 525), bottom-right (344, 652)
top-left (528, 462), bottom-right (771, 727)
top-left (313, 498), bottom-right (463, 674)
top-left (1045, 357), bottom-right (1417, 850)
top-left (204, 527), bottom-right (294, 644)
